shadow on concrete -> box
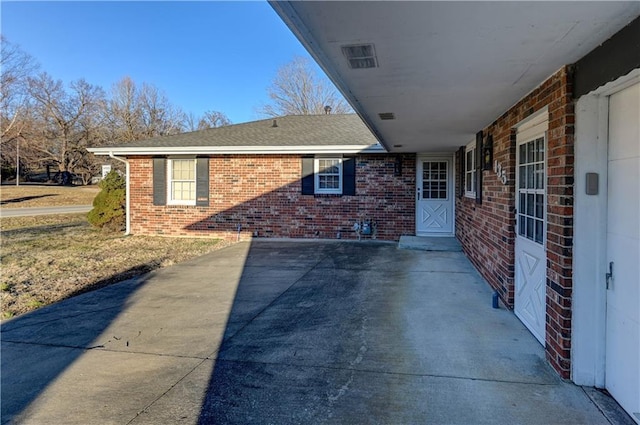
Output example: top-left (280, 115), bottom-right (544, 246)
top-left (185, 240), bottom-right (631, 424)
top-left (0, 268), bottom-right (151, 424)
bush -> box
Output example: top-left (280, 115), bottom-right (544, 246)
top-left (87, 170), bottom-right (126, 231)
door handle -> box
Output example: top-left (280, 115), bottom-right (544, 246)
top-left (606, 261), bottom-right (614, 290)
top-left (417, 188), bottom-right (421, 200)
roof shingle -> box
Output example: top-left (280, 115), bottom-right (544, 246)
top-left (107, 114), bottom-right (379, 149)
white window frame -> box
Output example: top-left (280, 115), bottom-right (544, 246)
top-left (167, 158), bottom-right (197, 206)
top-left (314, 157), bottom-right (343, 194)
top-left (464, 141), bottom-right (476, 198)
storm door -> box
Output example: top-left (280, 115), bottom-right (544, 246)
top-left (514, 116), bottom-right (547, 346)
top-left (416, 157), bottom-right (454, 235)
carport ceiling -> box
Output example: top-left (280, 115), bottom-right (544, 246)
top-left (270, 1), bottom-right (640, 153)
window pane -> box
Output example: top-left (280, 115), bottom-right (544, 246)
top-left (535, 194), bottom-right (544, 219)
top-left (535, 220), bottom-right (544, 244)
top-left (527, 193), bottom-right (535, 216)
top-left (536, 137), bottom-right (545, 162)
top-left (172, 160), bottom-right (195, 180)
top-left (526, 217), bottom-right (534, 240)
top-left (527, 142), bottom-right (535, 165)
top-left (519, 166), bottom-right (526, 189)
top-left (519, 216), bottom-right (526, 237)
top-left (170, 160), bottom-right (196, 203)
top-left (318, 159), bottom-right (340, 174)
top-left (319, 175), bottom-right (339, 189)
top-left (172, 181), bottom-right (195, 201)
top-left (519, 193), bottom-right (526, 216)
top-left (519, 144), bottom-right (527, 165)
top-left (527, 164), bottom-right (535, 189)
top-left (535, 163), bottom-right (544, 189)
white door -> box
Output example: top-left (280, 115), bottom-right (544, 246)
top-left (605, 82), bottom-right (639, 423)
top-left (416, 157), bottom-right (454, 235)
top-left (514, 117), bottom-right (547, 346)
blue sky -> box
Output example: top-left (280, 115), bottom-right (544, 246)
top-left (1, 1), bottom-right (321, 124)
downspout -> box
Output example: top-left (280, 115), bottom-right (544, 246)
top-left (108, 152), bottom-right (131, 236)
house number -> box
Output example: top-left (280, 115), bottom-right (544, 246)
top-left (494, 160), bottom-right (508, 185)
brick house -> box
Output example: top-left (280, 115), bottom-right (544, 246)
top-left (265, 2), bottom-right (639, 421)
top-left (89, 114), bottom-right (419, 241)
top-left (90, 3), bottom-right (639, 419)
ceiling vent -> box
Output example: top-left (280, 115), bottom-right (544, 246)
top-left (342, 44), bottom-right (378, 69)
top-left (378, 112), bottom-right (395, 120)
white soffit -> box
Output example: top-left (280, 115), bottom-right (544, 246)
top-left (271, 1), bottom-right (640, 152)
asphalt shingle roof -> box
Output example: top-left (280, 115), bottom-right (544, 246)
top-left (109, 114), bottom-right (379, 149)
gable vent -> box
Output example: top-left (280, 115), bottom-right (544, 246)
top-left (342, 44), bottom-right (378, 69)
top-left (378, 112), bottom-right (395, 120)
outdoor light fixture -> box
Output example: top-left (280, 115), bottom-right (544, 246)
top-left (394, 155), bottom-right (403, 176)
top-left (482, 133), bottom-right (494, 170)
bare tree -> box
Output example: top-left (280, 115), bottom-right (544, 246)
top-left (183, 110), bottom-right (231, 132)
top-left (1, 37), bottom-right (39, 140)
top-left (1, 37), bottom-right (39, 179)
top-left (138, 83), bottom-right (184, 138)
top-left (104, 76), bottom-right (142, 143)
top-left (258, 56), bottom-right (352, 117)
top-left (197, 110), bottom-right (231, 130)
top-left (104, 77), bottom-right (190, 142)
top-left (27, 73), bottom-right (106, 180)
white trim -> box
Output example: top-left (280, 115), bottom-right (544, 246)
top-left (314, 157), bottom-right (343, 194)
top-left (167, 158), bottom-right (197, 206)
top-left (87, 144), bottom-right (386, 156)
top-left (516, 107), bottom-right (549, 143)
top-left (572, 70), bottom-right (640, 388)
top-left (586, 67), bottom-right (640, 97)
top-left (464, 141), bottom-right (476, 198)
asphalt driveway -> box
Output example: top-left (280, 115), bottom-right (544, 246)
top-left (0, 240), bottom-right (630, 424)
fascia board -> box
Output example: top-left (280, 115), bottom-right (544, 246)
top-left (87, 145), bottom-right (387, 156)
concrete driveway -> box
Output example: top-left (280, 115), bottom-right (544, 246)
top-left (0, 241), bottom-right (630, 424)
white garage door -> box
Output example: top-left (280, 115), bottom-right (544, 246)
top-left (606, 81), bottom-right (640, 423)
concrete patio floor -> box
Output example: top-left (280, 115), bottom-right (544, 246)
top-left (1, 240), bottom-right (632, 424)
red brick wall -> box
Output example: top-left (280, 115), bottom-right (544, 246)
top-left (455, 66), bottom-right (574, 377)
top-left (128, 154), bottom-right (416, 241)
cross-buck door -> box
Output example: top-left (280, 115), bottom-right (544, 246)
top-left (416, 157), bottom-right (454, 235)
top-left (514, 118), bottom-right (547, 346)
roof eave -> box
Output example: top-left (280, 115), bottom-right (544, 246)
top-left (87, 145), bottom-right (387, 156)
top-left (268, 1), bottom-right (391, 152)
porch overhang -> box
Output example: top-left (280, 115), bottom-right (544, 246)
top-left (270, 1), bottom-right (640, 153)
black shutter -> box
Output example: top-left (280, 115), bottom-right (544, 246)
top-left (196, 157), bottom-right (209, 206)
top-left (475, 131), bottom-right (483, 205)
top-left (153, 158), bottom-right (166, 206)
top-left (301, 156), bottom-right (314, 195)
top-left (458, 146), bottom-right (465, 199)
top-left (343, 157), bottom-right (356, 196)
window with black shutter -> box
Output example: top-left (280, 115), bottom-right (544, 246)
top-left (301, 155), bottom-right (356, 196)
top-left (153, 157), bottom-right (209, 206)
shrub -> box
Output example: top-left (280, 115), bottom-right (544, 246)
top-left (87, 170), bottom-right (126, 231)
